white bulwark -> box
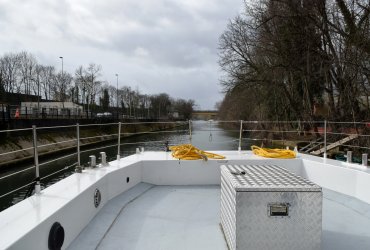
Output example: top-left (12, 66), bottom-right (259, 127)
top-left (0, 151), bottom-right (369, 249)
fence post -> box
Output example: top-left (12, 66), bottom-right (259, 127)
top-left (117, 122), bottom-right (121, 161)
top-left (75, 123), bottom-right (82, 173)
top-left (7, 105), bottom-right (10, 120)
top-left (238, 120), bottom-right (243, 151)
top-left (189, 120), bottom-right (192, 144)
top-left (323, 120), bottom-right (327, 159)
top-left (32, 125), bottom-right (41, 194)
top-left (1, 104), bottom-right (4, 121)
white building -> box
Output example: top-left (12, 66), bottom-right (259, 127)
top-left (21, 102), bottom-right (83, 116)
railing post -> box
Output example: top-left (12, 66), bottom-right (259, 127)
top-left (323, 120), bottom-right (327, 159)
top-left (189, 120), bottom-right (192, 144)
top-left (238, 120), bottom-right (243, 151)
top-left (117, 122), bottom-right (121, 161)
top-left (32, 125), bottom-right (41, 194)
top-left (75, 123), bottom-right (82, 173)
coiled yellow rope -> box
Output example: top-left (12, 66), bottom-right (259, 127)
top-left (169, 144), bottom-right (225, 160)
top-left (251, 145), bottom-right (296, 159)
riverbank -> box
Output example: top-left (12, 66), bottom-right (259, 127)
top-left (0, 122), bottom-right (186, 170)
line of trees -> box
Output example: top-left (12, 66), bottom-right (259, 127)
top-left (0, 51), bottom-right (194, 119)
top-left (218, 0), bottom-right (369, 122)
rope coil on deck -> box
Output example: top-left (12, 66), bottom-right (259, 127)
top-left (169, 144), bottom-right (225, 160)
top-left (251, 145), bottom-right (296, 159)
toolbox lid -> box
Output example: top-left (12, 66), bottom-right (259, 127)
top-left (221, 164), bottom-right (321, 192)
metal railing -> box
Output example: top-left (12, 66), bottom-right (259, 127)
top-left (191, 119), bottom-right (370, 165)
top-left (0, 121), bottom-right (189, 207)
top-left (0, 104), bottom-right (182, 121)
top-left (0, 119), bottom-right (369, 211)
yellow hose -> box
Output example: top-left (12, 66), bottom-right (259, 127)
top-left (169, 144), bottom-right (226, 160)
top-left (251, 145), bottom-right (296, 159)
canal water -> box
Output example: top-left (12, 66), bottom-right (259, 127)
top-left (0, 121), bottom-right (244, 212)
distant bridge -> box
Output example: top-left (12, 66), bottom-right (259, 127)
top-left (191, 110), bottom-right (218, 120)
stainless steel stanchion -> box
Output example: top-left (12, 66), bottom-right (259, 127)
top-left (323, 120), bottom-right (327, 159)
top-left (189, 120), bottom-right (192, 144)
top-left (32, 125), bottom-right (41, 194)
top-left (238, 120), bottom-right (243, 151)
top-left (75, 123), bottom-right (82, 173)
top-left (117, 122), bottom-right (121, 161)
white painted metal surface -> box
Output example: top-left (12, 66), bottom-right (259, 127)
top-left (0, 151), bottom-right (369, 249)
top-left (68, 185), bottom-right (370, 250)
top-left (70, 185), bottom-right (227, 250)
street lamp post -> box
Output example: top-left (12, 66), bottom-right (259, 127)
top-left (37, 76), bottom-right (40, 117)
top-left (116, 74), bottom-right (119, 119)
top-left (59, 56), bottom-right (64, 115)
top-left (59, 57), bottom-right (63, 76)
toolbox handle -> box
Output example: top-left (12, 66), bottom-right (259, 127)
top-left (268, 203), bottom-right (289, 217)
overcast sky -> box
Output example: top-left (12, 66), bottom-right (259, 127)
top-left (0, 0), bottom-right (243, 110)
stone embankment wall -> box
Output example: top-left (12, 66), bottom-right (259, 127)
top-left (0, 122), bottom-right (185, 169)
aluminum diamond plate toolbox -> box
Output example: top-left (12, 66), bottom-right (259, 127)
top-left (220, 164), bottom-right (322, 250)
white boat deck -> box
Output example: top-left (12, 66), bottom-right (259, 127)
top-left (68, 183), bottom-right (370, 250)
top-left (2, 151), bottom-right (370, 249)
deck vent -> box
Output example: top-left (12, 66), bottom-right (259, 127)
top-left (94, 189), bottom-right (101, 208)
top-left (48, 222), bottom-right (64, 250)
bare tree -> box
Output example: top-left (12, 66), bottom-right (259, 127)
top-left (18, 51), bottom-right (37, 96)
top-left (218, 0), bottom-right (370, 122)
top-left (40, 66), bottom-right (56, 100)
top-left (0, 53), bottom-right (21, 93)
top-left (53, 72), bottom-right (73, 105)
top-left (74, 63), bottom-right (102, 112)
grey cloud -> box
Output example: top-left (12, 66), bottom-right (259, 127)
top-left (0, 0), bottom-right (243, 109)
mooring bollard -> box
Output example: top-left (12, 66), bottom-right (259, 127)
top-left (100, 152), bottom-right (107, 166)
top-left (89, 155), bottom-right (96, 168)
top-left (362, 153), bottom-right (368, 167)
top-left (347, 151), bottom-right (352, 163)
